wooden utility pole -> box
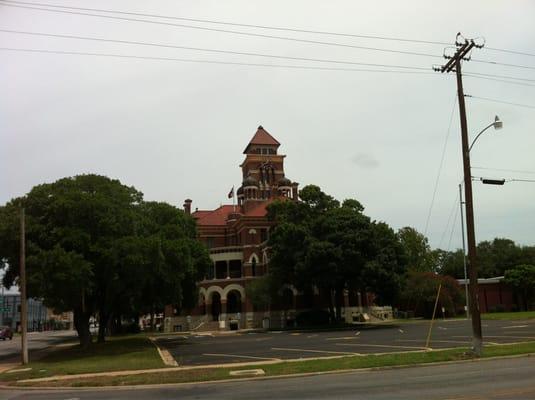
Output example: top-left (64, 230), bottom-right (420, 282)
top-left (438, 34), bottom-right (483, 356)
top-left (20, 206), bottom-right (28, 365)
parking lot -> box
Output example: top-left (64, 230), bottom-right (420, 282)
top-left (155, 318), bottom-right (535, 366)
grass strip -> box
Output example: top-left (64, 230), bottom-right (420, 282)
top-left (0, 334), bottom-right (166, 383)
top-left (481, 311), bottom-right (535, 320)
top-left (10, 341), bottom-right (535, 388)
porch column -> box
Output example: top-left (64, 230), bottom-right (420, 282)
top-left (226, 260), bottom-right (230, 279)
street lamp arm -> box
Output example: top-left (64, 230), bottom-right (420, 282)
top-left (468, 122), bottom-right (495, 153)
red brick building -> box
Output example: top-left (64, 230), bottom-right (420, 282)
top-left (164, 126), bottom-right (391, 332)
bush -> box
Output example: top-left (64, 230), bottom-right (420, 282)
top-left (296, 309), bottom-right (330, 326)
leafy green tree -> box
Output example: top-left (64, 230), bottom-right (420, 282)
top-left (267, 185), bottom-right (407, 322)
top-left (400, 271), bottom-right (464, 317)
top-left (397, 227), bottom-right (436, 272)
top-left (504, 264), bottom-right (535, 310)
top-left (0, 175), bottom-right (210, 347)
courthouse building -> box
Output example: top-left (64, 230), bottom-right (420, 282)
top-left (164, 126), bottom-right (390, 332)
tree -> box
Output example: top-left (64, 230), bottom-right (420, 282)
top-left (504, 264), bottom-right (535, 311)
top-left (397, 227), bottom-right (436, 272)
top-left (400, 271), bottom-right (464, 317)
top-left (267, 185), bottom-right (407, 322)
top-left (0, 175), bottom-right (210, 347)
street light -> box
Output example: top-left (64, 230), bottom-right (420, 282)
top-left (468, 116), bottom-right (502, 152)
top-left (459, 115), bottom-right (503, 356)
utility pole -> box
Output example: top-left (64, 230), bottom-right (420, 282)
top-left (459, 183), bottom-right (469, 319)
top-left (20, 205), bottom-right (28, 365)
top-left (437, 33), bottom-right (483, 356)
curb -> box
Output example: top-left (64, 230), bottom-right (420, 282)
top-left (1, 351), bottom-right (533, 392)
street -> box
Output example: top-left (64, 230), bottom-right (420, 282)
top-left (0, 330), bottom-right (76, 365)
top-left (1, 354), bottom-right (534, 399)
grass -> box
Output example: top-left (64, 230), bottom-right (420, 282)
top-left (481, 311), bottom-right (535, 320)
top-left (0, 334), bottom-right (166, 383)
top-left (9, 341), bottom-right (535, 388)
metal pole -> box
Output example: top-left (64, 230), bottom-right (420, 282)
top-left (456, 58), bottom-right (483, 356)
top-left (20, 206), bottom-right (28, 365)
top-left (459, 183), bottom-right (470, 318)
top-left (425, 283), bottom-right (442, 349)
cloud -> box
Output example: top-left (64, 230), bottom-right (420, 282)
top-left (351, 153), bottom-right (380, 169)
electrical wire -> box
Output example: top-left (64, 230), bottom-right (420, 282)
top-left (0, 47), bottom-right (443, 75)
top-left (0, 29), bottom-right (432, 71)
top-left (464, 74), bottom-right (535, 88)
top-left (437, 193), bottom-right (459, 250)
top-left (0, 0), bottom-right (451, 46)
top-left (3, 0), bottom-right (534, 71)
top-left (472, 167), bottom-right (535, 176)
top-left (465, 95), bottom-right (535, 109)
top-left (424, 93), bottom-right (457, 237)
top-left (485, 46), bottom-right (535, 58)
top-left (463, 71), bottom-right (535, 83)
top-left (0, 2), bottom-right (446, 60)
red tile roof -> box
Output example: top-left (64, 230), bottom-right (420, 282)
top-left (193, 205), bottom-right (237, 226)
top-left (243, 126), bottom-right (280, 153)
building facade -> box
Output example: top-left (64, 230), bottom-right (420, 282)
top-left (164, 126), bottom-right (391, 332)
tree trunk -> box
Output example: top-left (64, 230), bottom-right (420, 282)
top-left (97, 310), bottom-right (109, 343)
top-left (73, 309), bottom-right (92, 349)
top-left (335, 287), bottom-right (343, 324)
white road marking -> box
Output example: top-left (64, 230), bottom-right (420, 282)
top-left (438, 326), bottom-right (447, 330)
top-left (337, 342), bottom-right (430, 350)
top-left (398, 329), bottom-right (405, 333)
top-left (325, 336), bottom-right (359, 341)
top-left (396, 339), bottom-right (500, 346)
top-left (203, 353), bottom-right (280, 361)
top-left (502, 325), bottom-right (528, 329)
top-left (290, 333), bottom-right (302, 336)
top-left (307, 334), bottom-right (318, 338)
top-left (271, 347), bottom-right (359, 355)
top-left (355, 331), bottom-right (360, 336)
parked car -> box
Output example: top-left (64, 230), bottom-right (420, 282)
top-left (0, 326), bottom-right (13, 340)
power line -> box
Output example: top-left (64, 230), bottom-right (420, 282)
top-left (463, 71), bottom-right (535, 83)
top-left (424, 93), bottom-right (457, 237)
top-left (464, 74), bottom-right (535, 88)
top-left (485, 46), bottom-right (535, 58)
top-left (0, 2), bottom-right (446, 60)
top-left (465, 95), bottom-right (535, 109)
top-left (472, 166), bottom-right (535, 175)
top-left (471, 58), bottom-right (535, 71)
top-left (437, 193), bottom-right (459, 250)
top-left (0, 29), bottom-right (432, 71)
top-left (0, 0), bottom-right (451, 46)
top-left (0, 47), bottom-right (443, 75)
top-left (4, 1), bottom-right (535, 71)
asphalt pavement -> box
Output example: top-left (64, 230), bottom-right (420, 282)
top-left (2, 353), bottom-right (534, 399)
top-left (0, 330), bottom-right (77, 364)
top-left (155, 318), bottom-right (535, 366)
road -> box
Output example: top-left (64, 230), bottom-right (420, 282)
top-left (1, 354), bottom-right (534, 399)
top-left (0, 330), bottom-right (76, 364)
top-left (155, 318), bottom-right (535, 366)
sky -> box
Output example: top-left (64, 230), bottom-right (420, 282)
top-left (1, 0), bottom-right (534, 251)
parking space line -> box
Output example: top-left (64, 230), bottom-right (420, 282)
top-left (271, 347), bottom-right (359, 355)
top-left (325, 336), bottom-right (359, 341)
top-left (396, 339), bottom-right (500, 346)
top-left (336, 343), bottom-right (430, 350)
top-left (203, 353), bottom-right (280, 361)
top-left (453, 335), bottom-right (535, 340)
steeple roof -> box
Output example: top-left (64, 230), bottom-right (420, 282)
top-left (243, 125), bottom-right (280, 154)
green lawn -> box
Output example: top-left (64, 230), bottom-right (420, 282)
top-left (481, 311), bottom-right (535, 320)
top-left (11, 341), bottom-right (535, 387)
top-left (0, 334), bottom-right (166, 382)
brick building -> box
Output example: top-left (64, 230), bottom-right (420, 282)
top-left (164, 126), bottom-right (391, 332)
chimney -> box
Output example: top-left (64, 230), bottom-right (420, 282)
top-left (292, 183), bottom-right (299, 201)
top-left (184, 199), bottom-right (192, 215)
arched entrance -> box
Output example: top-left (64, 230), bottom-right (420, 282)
top-left (211, 292), bottom-right (221, 321)
top-left (227, 290), bottom-right (242, 314)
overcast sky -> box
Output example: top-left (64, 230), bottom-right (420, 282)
top-left (1, 0), bottom-right (534, 251)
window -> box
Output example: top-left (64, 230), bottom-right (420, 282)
top-left (260, 228), bottom-right (268, 243)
